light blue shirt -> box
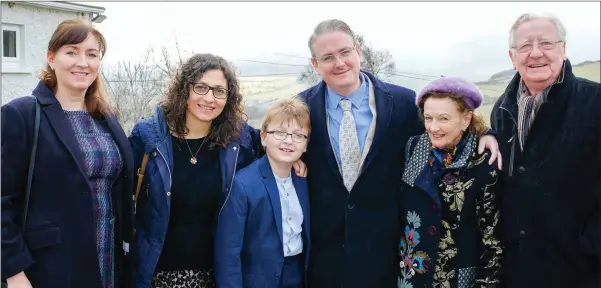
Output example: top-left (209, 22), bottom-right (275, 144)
top-left (326, 72), bottom-right (373, 166)
top-left (273, 171), bottom-right (304, 257)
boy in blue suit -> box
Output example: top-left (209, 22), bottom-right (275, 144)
top-left (215, 96), bottom-right (311, 288)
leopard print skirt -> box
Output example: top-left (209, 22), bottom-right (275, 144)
top-left (151, 269), bottom-right (215, 288)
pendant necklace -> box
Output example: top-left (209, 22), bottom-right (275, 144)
top-left (185, 136), bottom-right (208, 164)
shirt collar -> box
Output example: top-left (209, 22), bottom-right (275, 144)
top-left (326, 72), bottom-right (369, 110)
top-left (273, 171), bottom-right (292, 183)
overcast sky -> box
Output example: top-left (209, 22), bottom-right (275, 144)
top-left (82, 1), bottom-right (600, 82)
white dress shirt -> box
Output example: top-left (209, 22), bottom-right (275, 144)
top-left (273, 172), bottom-right (304, 257)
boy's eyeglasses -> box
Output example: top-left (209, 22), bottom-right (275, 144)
top-left (266, 130), bottom-right (308, 143)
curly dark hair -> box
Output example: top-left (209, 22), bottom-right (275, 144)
top-left (160, 53), bottom-right (246, 148)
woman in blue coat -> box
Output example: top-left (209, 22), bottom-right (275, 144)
top-left (398, 77), bottom-right (503, 288)
top-left (1, 20), bottom-right (134, 288)
top-left (129, 53), bottom-right (306, 287)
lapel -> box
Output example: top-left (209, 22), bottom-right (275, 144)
top-left (358, 75), bottom-right (377, 170)
top-left (307, 83), bottom-right (345, 185)
top-left (259, 156), bottom-right (284, 247)
top-left (359, 71), bottom-right (392, 174)
top-left (291, 173), bottom-right (309, 229)
top-left (292, 172), bottom-right (311, 268)
top-left (219, 142), bottom-right (240, 197)
top-left (33, 81), bottom-right (93, 191)
top-left (522, 60), bottom-right (572, 156)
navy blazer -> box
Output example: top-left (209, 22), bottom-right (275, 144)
top-left (298, 70), bottom-right (424, 288)
top-left (214, 155), bottom-right (311, 288)
top-left (1, 80), bottom-right (134, 287)
top-left (129, 107), bottom-right (261, 287)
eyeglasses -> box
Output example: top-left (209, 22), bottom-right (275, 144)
top-left (313, 46), bottom-right (356, 63)
top-left (266, 130), bottom-right (308, 143)
top-left (512, 40), bottom-right (563, 54)
top-left (189, 83), bottom-right (228, 99)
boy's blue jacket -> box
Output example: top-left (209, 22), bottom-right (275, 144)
top-left (214, 155), bottom-right (311, 288)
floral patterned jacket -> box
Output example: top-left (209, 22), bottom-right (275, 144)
top-left (397, 132), bottom-right (502, 288)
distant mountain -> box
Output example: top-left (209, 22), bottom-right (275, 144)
top-left (487, 69), bottom-right (517, 82)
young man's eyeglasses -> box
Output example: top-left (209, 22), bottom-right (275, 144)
top-left (266, 130), bottom-right (308, 143)
top-left (189, 83), bottom-right (228, 99)
top-left (313, 46), bottom-right (356, 63)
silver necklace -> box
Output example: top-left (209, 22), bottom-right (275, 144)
top-left (184, 137), bottom-right (208, 164)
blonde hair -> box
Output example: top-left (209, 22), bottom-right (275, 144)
top-left (261, 95), bottom-right (311, 136)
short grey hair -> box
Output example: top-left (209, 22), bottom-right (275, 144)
top-left (509, 12), bottom-right (567, 49)
top-left (308, 19), bottom-right (358, 57)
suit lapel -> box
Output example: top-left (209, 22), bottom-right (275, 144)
top-left (43, 102), bottom-right (94, 191)
top-left (307, 83), bottom-right (345, 185)
top-left (292, 173), bottom-right (311, 268)
top-left (359, 73), bottom-right (392, 174)
top-left (292, 174), bottom-right (309, 225)
top-left (259, 156), bottom-right (283, 247)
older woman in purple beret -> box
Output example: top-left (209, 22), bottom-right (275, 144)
top-left (397, 77), bottom-right (503, 288)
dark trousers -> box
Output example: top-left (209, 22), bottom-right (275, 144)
top-left (280, 253), bottom-right (304, 288)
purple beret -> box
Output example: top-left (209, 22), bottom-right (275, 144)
top-left (416, 76), bottom-right (483, 110)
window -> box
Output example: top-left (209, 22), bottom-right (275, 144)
top-left (3, 30), bottom-right (17, 58)
top-left (2, 23), bottom-right (25, 71)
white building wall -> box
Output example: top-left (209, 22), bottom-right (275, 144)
top-left (1, 2), bottom-right (92, 103)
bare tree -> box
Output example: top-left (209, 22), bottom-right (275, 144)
top-left (102, 47), bottom-right (168, 134)
top-left (102, 37), bottom-right (192, 134)
top-left (357, 35), bottom-right (396, 81)
top-left (152, 38), bottom-right (185, 79)
top-left (298, 63), bottom-right (321, 86)
top-left (298, 33), bottom-right (396, 85)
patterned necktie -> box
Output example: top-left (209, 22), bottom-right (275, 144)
top-left (339, 99), bottom-right (361, 191)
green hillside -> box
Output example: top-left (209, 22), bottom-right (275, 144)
top-left (476, 60), bottom-right (600, 125)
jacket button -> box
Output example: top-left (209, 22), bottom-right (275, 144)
top-left (167, 192), bottom-right (171, 197)
top-left (348, 203), bottom-right (354, 209)
top-left (225, 188), bottom-right (229, 192)
top-left (428, 226), bottom-right (437, 236)
top-left (518, 166), bottom-right (526, 173)
top-left (519, 230), bottom-right (526, 237)
top-left (152, 152), bottom-right (157, 157)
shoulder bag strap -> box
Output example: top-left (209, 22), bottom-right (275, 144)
top-left (134, 153), bottom-right (150, 211)
top-left (22, 96), bottom-right (40, 230)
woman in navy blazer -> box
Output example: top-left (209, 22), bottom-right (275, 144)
top-left (1, 20), bottom-right (134, 288)
top-left (215, 96), bottom-right (311, 288)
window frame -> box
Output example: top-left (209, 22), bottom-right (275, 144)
top-left (2, 22), bottom-right (28, 73)
top-left (2, 23), bottom-right (21, 65)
